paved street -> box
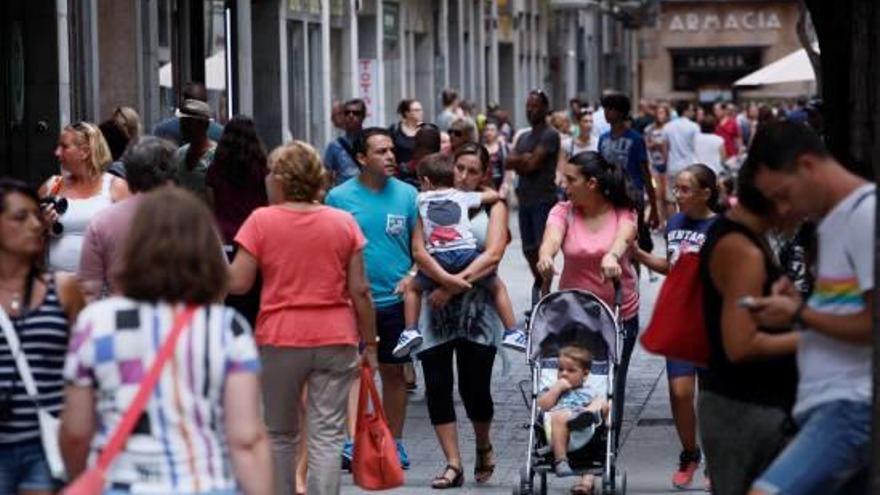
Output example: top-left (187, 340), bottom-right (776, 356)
top-left (342, 218), bottom-right (697, 494)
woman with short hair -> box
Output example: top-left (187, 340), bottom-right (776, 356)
top-left (59, 187), bottom-right (272, 494)
top-left (229, 141), bottom-right (378, 495)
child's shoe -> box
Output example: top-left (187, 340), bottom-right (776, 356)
top-left (502, 326), bottom-right (527, 352)
top-left (554, 458), bottom-right (574, 477)
top-left (392, 327), bottom-right (423, 357)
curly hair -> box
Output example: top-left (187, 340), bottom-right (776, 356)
top-left (267, 141), bottom-right (326, 202)
top-left (67, 121), bottom-right (113, 177)
top-left (212, 116), bottom-right (268, 184)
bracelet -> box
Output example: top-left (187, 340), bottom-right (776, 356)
top-left (792, 301), bottom-right (807, 328)
top-left (607, 252), bottom-right (620, 260)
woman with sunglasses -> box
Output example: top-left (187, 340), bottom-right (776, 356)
top-left (0, 178), bottom-right (85, 495)
top-left (536, 151), bottom-right (640, 495)
top-left (41, 122), bottom-right (129, 273)
top-left (448, 118), bottom-right (477, 153)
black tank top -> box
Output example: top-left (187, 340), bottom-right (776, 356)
top-left (699, 217), bottom-right (798, 410)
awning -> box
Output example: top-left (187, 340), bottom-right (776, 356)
top-left (158, 50), bottom-right (227, 90)
top-left (734, 44), bottom-right (819, 86)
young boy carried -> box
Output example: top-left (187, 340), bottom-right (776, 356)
top-left (392, 153), bottom-right (527, 357)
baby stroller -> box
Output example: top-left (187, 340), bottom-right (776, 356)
top-left (514, 287), bottom-right (627, 495)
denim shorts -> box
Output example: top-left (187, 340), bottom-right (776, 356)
top-left (666, 359), bottom-right (703, 379)
top-left (0, 439), bottom-right (59, 493)
top-left (517, 201), bottom-right (556, 254)
top-left (752, 400), bottom-right (870, 495)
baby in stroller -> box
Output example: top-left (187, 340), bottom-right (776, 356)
top-left (537, 344), bottom-right (610, 479)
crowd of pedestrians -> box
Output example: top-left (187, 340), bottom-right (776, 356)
top-left (0, 75), bottom-right (873, 495)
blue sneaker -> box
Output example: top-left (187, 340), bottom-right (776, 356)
top-left (502, 327), bottom-right (527, 352)
top-left (395, 439), bottom-right (411, 470)
top-left (392, 327), bottom-right (423, 358)
top-left (341, 440), bottom-right (353, 472)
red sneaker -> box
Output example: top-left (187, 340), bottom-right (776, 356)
top-left (672, 450), bottom-right (701, 489)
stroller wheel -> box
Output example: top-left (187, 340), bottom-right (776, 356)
top-left (539, 472), bottom-right (548, 495)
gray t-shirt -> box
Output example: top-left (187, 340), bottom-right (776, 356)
top-left (514, 124), bottom-right (560, 206)
top-left (794, 184), bottom-right (875, 418)
top-left (662, 117), bottom-right (699, 176)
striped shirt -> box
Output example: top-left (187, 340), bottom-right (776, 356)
top-left (0, 276), bottom-right (70, 444)
top-left (64, 298), bottom-right (260, 494)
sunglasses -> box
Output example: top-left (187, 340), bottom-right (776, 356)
top-left (449, 130), bottom-right (465, 137)
top-left (344, 109), bottom-right (364, 117)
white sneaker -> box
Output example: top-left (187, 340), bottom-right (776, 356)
top-left (392, 328), bottom-right (423, 358)
top-left (502, 328), bottom-right (527, 352)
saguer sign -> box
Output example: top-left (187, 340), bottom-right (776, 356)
top-left (667, 10), bottom-right (783, 32)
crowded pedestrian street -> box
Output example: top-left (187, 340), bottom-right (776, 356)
top-left (1, 1), bottom-right (878, 495)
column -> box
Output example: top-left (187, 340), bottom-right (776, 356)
top-left (321, 0), bottom-right (332, 144)
top-left (475, 0), bottom-right (486, 109)
top-left (439, 0), bottom-right (449, 90)
top-left (236, 0), bottom-right (253, 117)
top-left (488, 0), bottom-right (499, 105)
top-left (251, 0), bottom-right (288, 149)
top-left (376, 0), bottom-right (385, 126)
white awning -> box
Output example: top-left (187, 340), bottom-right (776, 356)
top-left (734, 45), bottom-right (819, 87)
top-left (158, 50), bottom-right (227, 90)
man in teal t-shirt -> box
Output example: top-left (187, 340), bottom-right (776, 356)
top-left (325, 127), bottom-right (418, 470)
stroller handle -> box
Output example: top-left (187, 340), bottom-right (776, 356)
top-left (613, 278), bottom-right (623, 308)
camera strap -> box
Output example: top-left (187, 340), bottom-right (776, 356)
top-left (0, 306), bottom-right (45, 408)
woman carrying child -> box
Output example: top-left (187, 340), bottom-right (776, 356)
top-left (634, 164), bottom-right (719, 490)
top-left (409, 144), bottom-right (513, 489)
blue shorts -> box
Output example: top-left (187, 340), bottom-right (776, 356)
top-left (518, 200), bottom-right (556, 254)
top-left (0, 439), bottom-right (59, 493)
top-left (416, 248), bottom-right (494, 291)
top-left (753, 400), bottom-right (870, 495)
top-left (666, 359), bottom-right (703, 379)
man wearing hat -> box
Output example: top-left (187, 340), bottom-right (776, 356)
top-left (169, 99), bottom-right (216, 202)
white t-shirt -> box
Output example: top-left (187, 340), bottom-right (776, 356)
top-left (794, 183), bottom-right (875, 418)
top-left (591, 107), bottom-right (610, 142)
top-left (561, 135), bottom-right (599, 159)
top-left (419, 188), bottom-right (482, 253)
top-left (694, 133), bottom-right (724, 172)
top-left (662, 117), bottom-right (699, 176)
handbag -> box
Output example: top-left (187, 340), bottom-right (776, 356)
top-left (62, 305), bottom-right (197, 495)
top-left (0, 307), bottom-right (66, 480)
top-left (639, 252), bottom-right (709, 367)
top-left (352, 362), bottom-right (405, 490)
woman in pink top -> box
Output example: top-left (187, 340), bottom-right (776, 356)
top-left (536, 151), bottom-right (639, 490)
top-left (228, 141), bottom-right (377, 495)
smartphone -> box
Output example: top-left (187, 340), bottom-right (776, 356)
top-left (737, 296), bottom-right (757, 309)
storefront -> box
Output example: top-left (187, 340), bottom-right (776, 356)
top-left (639, 0), bottom-right (807, 103)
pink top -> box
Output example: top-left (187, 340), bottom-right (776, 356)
top-left (235, 205), bottom-right (366, 347)
top-left (546, 201), bottom-right (639, 319)
top-left (78, 194), bottom-right (145, 300)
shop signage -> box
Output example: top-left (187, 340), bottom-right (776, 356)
top-left (670, 47), bottom-right (762, 91)
top-left (358, 59), bottom-right (380, 127)
top-left (668, 11), bottom-right (782, 32)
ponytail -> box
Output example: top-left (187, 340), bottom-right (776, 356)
top-left (683, 163), bottom-right (720, 213)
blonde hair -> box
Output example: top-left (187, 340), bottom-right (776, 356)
top-left (66, 121), bottom-right (112, 177)
top-left (268, 140), bottom-right (327, 202)
top-left (549, 111), bottom-right (571, 134)
top-left (559, 344), bottom-right (593, 371)
top-left (112, 106), bottom-right (143, 140)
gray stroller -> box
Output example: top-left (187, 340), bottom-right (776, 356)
top-left (514, 288), bottom-right (627, 495)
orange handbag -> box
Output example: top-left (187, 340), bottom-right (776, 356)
top-left (352, 362), bottom-right (405, 490)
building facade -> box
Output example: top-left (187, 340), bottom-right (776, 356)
top-left (638, 0), bottom-right (810, 103)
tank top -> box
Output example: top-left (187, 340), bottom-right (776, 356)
top-left (699, 217), bottom-right (798, 409)
top-left (48, 174), bottom-right (115, 272)
top-left (0, 275), bottom-right (70, 444)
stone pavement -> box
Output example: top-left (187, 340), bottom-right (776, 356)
top-left (341, 224), bottom-right (688, 494)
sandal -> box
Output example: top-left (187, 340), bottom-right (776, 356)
top-left (474, 444), bottom-right (496, 483)
top-left (431, 464), bottom-right (464, 489)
